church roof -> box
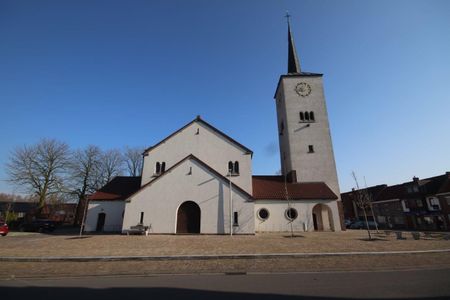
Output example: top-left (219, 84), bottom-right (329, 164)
top-left (127, 154), bottom-right (254, 200)
top-left (287, 17), bottom-right (301, 74)
top-left (143, 116), bottom-right (253, 156)
top-left (88, 176), bottom-right (142, 201)
top-left (252, 176), bottom-right (338, 200)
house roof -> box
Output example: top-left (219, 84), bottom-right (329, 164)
top-left (88, 176), bottom-right (142, 201)
top-left (143, 116), bottom-right (253, 156)
top-left (437, 173), bottom-right (450, 194)
top-left (252, 176), bottom-right (337, 200)
top-left (127, 154), bottom-right (254, 200)
top-left (374, 172), bottom-right (450, 201)
top-left (0, 201), bottom-right (36, 212)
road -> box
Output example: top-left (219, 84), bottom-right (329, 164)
top-left (1, 268), bottom-right (449, 299)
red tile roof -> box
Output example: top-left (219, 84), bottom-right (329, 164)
top-left (252, 176), bottom-right (337, 200)
top-left (88, 176), bottom-right (142, 201)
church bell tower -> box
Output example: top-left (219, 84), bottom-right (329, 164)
top-left (274, 17), bottom-right (341, 200)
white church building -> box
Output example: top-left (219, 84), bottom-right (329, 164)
top-left (84, 21), bottom-right (343, 234)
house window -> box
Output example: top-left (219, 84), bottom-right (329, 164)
top-left (401, 200), bottom-right (410, 212)
top-left (428, 197), bottom-right (441, 210)
top-left (233, 212), bottom-right (239, 226)
top-left (139, 212), bottom-right (144, 224)
top-left (308, 145), bottom-right (314, 153)
top-left (279, 121), bottom-right (284, 135)
top-left (155, 162), bottom-right (161, 174)
top-left (299, 112), bottom-right (304, 121)
top-left (161, 162), bottom-right (166, 173)
top-left (305, 111), bottom-right (310, 121)
top-left (309, 111), bottom-right (315, 121)
top-left (285, 208), bottom-right (298, 221)
top-left (257, 208), bottom-right (269, 221)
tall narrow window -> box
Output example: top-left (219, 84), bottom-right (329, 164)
top-left (308, 145), bottom-right (314, 153)
top-left (139, 212), bottom-right (144, 224)
top-left (305, 112), bottom-right (310, 121)
top-left (233, 212), bottom-right (239, 226)
top-left (155, 162), bottom-right (161, 174)
top-left (299, 112), bottom-right (304, 121)
top-left (234, 161), bottom-right (239, 174)
top-left (161, 162), bottom-right (166, 173)
top-left (228, 161), bottom-right (233, 173)
top-left (279, 121), bottom-right (284, 135)
top-left (310, 111), bottom-right (315, 121)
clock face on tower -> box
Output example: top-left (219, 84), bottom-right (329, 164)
top-left (295, 82), bottom-right (311, 97)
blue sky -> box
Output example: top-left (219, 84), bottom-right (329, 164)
top-left (1, 0), bottom-right (449, 194)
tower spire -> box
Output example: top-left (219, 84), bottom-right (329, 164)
top-left (286, 12), bottom-right (301, 74)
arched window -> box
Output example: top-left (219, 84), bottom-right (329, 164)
top-left (299, 112), bottom-right (304, 121)
top-left (161, 162), bottom-right (166, 173)
top-left (155, 162), bottom-right (161, 174)
top-left (305, 111), bottom-right (310, 121)
top-left (234, 161), bottom-right (239, 174)
top-left (310, 111), bottom-right (315, 121)
top-left (228, 161), bottom-right (233, 173)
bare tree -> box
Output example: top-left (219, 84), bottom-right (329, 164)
top-left (123, 146), bottom-right (144, 176)
top-left (68, 145), bottom-right (103, 199)
top-left (67, 145), bottom-right (104, 225)
top-left (6, 139), bottom-right (69, 211)
top-left (99, 149), bottom-right (124, 186)
top-left (351, 171), bottom-right (373, 240)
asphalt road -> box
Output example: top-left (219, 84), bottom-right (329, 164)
top-left (1, 268), bottom-right (449, 300)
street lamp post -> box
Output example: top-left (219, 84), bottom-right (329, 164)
top-left (228, 170), bottom-right (233, 236)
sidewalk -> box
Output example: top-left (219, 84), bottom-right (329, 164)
top-left (1, 231), bottom-right (449, 278)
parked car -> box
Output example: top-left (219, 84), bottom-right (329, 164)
top-left (349, 220), bottom-right (378, 230)
top-left (0, 222), bottom-right (9, 236)
top-left (344, 219), bottom-right (355, 228)
top-left (19, 219), bottom-right (56, 233)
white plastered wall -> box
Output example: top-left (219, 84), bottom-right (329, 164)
top-left (123, 157), bottom-right (254, 234)
top-left (84, 201), bottom-right (125, 232)
top-left (141, 121), bottom-right (253, 194)
top-left (254, 199), bottom-right (341, 232)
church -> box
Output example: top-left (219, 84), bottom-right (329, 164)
top-left (84, 21), bottom-right (343, 234)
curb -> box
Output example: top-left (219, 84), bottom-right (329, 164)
top-left (1, 249), bottom-right (450, 262)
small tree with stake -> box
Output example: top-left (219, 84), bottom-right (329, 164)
top-left (352, 171), bottom-right (373, 240)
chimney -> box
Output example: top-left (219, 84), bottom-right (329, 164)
top-left (286, 170), bottom-right (297, 183)
top-left (413, 176), bottom-right (419, 183)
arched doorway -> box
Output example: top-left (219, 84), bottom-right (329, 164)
top-left (96, 213), bottom-right (106, 232)
top-left (312, 204), bottom-right (334, 231)
top-left (176, 201), bottom-right (200, 234)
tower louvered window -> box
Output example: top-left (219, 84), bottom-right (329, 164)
top-left (300, 111), bottom-right (315, 123)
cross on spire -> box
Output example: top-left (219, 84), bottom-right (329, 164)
top-left (285, 11), bottom-right (291, 24)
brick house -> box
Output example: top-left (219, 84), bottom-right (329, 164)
top-left (342, 172), bottom-right (450, 231)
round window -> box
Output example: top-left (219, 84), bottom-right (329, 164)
top-left (257, 208), bottom-right (269, 221)
top-left (285, 208), bottom-right (298, 221)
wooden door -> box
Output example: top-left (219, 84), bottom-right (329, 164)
top-left (96, 213), bottom-right (106, 232)
top-left (177, 201), bottom-right (200, 234)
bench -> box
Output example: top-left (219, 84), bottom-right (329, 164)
top-left (125, 225), bottom-right (149, 236)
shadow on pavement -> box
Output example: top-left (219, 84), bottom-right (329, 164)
top-left (1, 287), bottom-right (448, 300)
